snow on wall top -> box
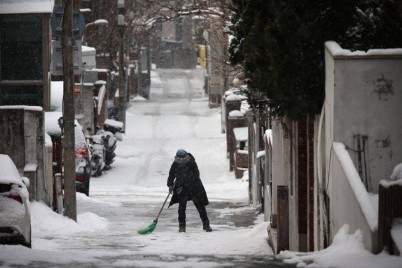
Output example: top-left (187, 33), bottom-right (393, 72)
top-left (0, 0), bottom-right (54, 14)
top-left (380, 179), bottom-right (402, 188)
top-left (325, 41), bottom-right (402, 58)
top-left (226, 94), bottom-right (242, 102)
top-left (0, 105), bottom-right (43, 112)
top-left (82, 45), bottom-right (96, 54)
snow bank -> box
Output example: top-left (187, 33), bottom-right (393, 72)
top-left (278, 225), bottom-right (402, 268)
top-left (31, 201), bottom-right (109, 237)
top-left (133, 95), bottom-right (148, 102)
top-left (390, 163), bottom-right (402, 181)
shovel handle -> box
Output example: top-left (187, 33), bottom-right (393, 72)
top-left (155, 191), bottom-right (171, 221)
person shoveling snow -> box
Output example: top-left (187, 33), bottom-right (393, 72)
top-left (167, 149), bottom-right (212, 233)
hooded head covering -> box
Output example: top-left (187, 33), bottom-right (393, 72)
top-left (175, 149), bottom-right (190, 164)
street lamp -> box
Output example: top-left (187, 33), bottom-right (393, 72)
top-left (82, 19), bottom-right (109, 45)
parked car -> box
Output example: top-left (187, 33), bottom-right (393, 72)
top-left (44, 112), bottom-right (92, 196)
top-left (0, 154), bottom-right (31, 248)
top-left (74, 123), bottom-right (91, 196)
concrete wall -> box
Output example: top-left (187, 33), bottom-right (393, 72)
top-left (0, 106), bottom-right (50, 203)
top-left (0, 108), bottom-right (25, 168)
top-left (323, 41), bottom-right (402, 252)
top-left (325, 41), bottom-right (402, 193)
top-left (330, 142), bottom-right (378, 252)
top-left (271, 118), bottom-right (292, 226)
top-left (24, 108), bottom-right (46, 202)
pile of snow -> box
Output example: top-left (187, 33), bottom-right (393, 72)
top-left (278, 225), bottom-right (402, 268)
top-left (31, 201), bottom-right (109, 237)
top-left (390, 163), bottom-right (402, 181)
top-left (132, 95), bottom-right (148, 102)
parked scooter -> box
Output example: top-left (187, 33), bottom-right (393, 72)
top-left (86, 135), bottom-right (106, 177)
top-left (95, 119), bottom-right (124, 170)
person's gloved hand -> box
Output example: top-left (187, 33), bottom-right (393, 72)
top-left (176, 186), bottom-right (183, 194)
top-left (169, 186), bottom-right (173, 194)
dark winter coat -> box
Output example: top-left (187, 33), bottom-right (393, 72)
top-left (167, 153), bottom-right (209, 208)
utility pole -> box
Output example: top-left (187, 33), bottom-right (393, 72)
top-left (118, 0), bottom-right (126, 131)
top-left (62, 0), bottom-right (77, 221)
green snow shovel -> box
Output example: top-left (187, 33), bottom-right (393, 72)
top-left (137, 191), bottom-right (171, 234)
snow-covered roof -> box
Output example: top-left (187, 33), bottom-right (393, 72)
top-left (0, 154), bottom-right (23, 185)
top-left (0, 0), bottom-right (55, 14)
top-left (82, 46), bottom-right (96, 55)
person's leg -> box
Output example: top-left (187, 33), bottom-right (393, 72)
top-left (178, 196), bottom-right (188, 232)
top-left (194, 201), bottom-right (212, 232)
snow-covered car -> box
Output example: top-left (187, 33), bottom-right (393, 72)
top-left (0, 154), bottom-right (31, 247)
top-left (74, 123), bottom-right (91, 196)
top-left (44, 112), bottom-right (92, 196)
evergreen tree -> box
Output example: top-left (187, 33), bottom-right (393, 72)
top-left (348, 0), bottom-right (402, 50)
top-left (229, 0), bottom-right (402, 119)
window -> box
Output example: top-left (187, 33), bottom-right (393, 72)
top-left (0, 15), bottom-right (43, 106)
top-left (0, 15), bottom-right (42, 81)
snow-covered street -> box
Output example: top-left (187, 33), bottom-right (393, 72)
top-left (0, 68), bottom-right (291, 268)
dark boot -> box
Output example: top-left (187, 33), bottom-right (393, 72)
top-left (179, 222), bottom-right (186, 232)
top-left (203, 220), bottom-right (212, 232)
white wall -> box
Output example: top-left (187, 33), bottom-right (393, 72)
top-left (271, 118), bottom-right (287, 225)
top-left (325, 41), bottom-right (402, 193)
top-left (323, 41), bottom-right (402, 252)
top-left (330, 142), bottom-right (378, 252)
top-left (271, 117), bottom-right (301, 250)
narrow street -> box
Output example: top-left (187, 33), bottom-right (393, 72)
top-left (1, 68), bottom-right (294, 268)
